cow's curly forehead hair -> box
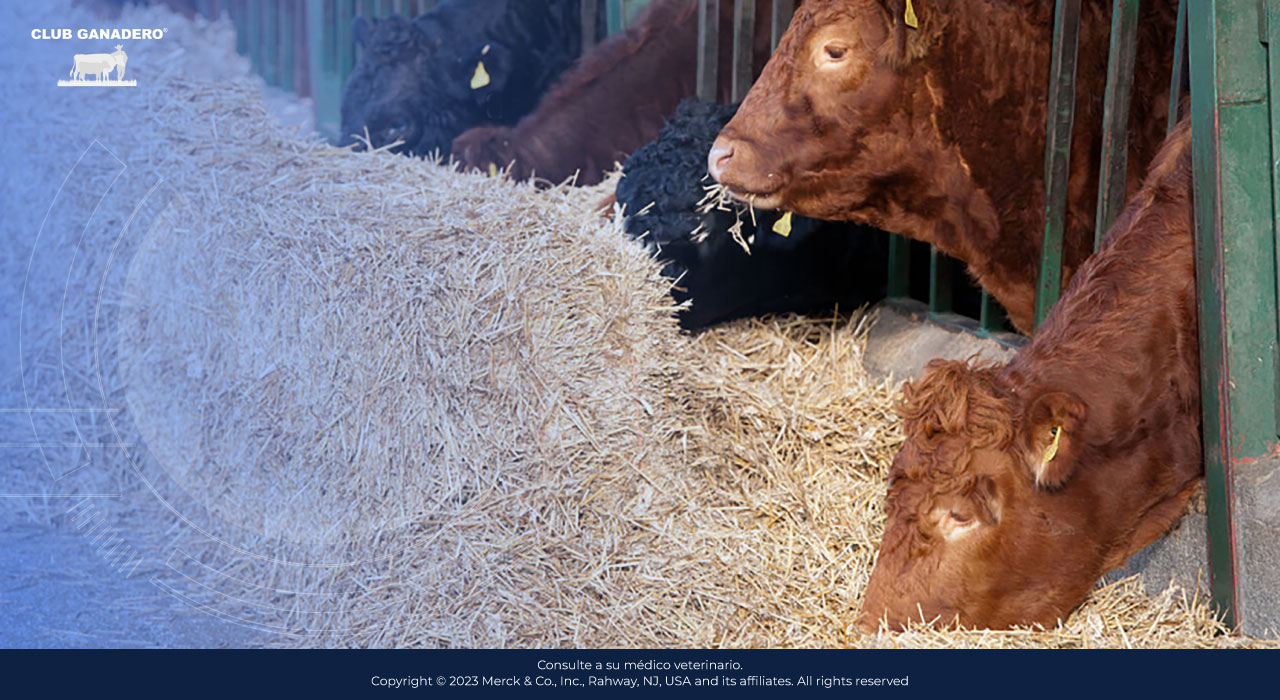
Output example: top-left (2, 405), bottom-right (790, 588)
top-left (787, 0), bottom-right (940, 69)
top-left (788, 0), bottom-right (887, 36)
top-left (897, 359), bottom-right (1015, 456)
top-left (359, 16), bottom-right (426, 64)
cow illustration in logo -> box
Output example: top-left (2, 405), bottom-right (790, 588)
top-left (64, 45), bottom-right (130, 85)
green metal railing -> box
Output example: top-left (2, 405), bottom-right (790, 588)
top-left (1186, 0), bottom-right (1279, 633)
top-left (199, 1), bottom-right (654, 143)
top-left (195, 1), bottom-right (442, 141)
top-left (197, 1), bottom-right (710, 143)
top-left (1035, 0), bottom-right (1081, 327)
top-left (1036, 0), bottom-right (1280, 632)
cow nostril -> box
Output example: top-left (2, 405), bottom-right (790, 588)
top-left (707, 140), bottom-right (735, 181)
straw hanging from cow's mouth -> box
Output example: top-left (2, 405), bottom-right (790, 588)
top-left (698, 178), bottom-right (757, 254)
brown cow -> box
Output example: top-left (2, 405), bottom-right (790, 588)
top-left (452, 0), bottom-right (770, 186)
top-left (707, 0), bottom-right (1177, 333)
top-left (858, 119), bottom-right (1200, 631)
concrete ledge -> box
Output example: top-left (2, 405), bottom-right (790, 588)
top-left (863, 300), bottom-right (1020, 383)
top-left (1234, 455), bottom-right (1280, 638)
top-left (1106, 511), bottom-right (1209, 605)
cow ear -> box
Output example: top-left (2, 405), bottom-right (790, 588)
top-left (971, 475), bottom-right (1002, 526)
top-left (1022, 391), bottom-right (1086, 489)
top-left (875, 0), bottom-right (935, 68)
top-left (409, 14), bottom-right (441, 52)
top-left (352, 17), bottom-right (373, 48)
top-left (873, 0), bottom-right (909, 68)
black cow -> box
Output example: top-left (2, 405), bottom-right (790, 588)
top-left (617, 100), bottom-right (983, 330)
top-left (340, 0), bottom-right (596, 156)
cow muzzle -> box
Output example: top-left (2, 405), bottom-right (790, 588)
top-left (707, 140), bottom-right (734, 181)
top-left (706, 135), bottom-right (786, 209)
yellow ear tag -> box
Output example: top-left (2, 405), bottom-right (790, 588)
top-left (488, 163), bottom-right (498, 177)
top-left (904, 0), bottom-right (919, 29)
top-left (1043, 426), bottom-right (1062, 463)
top-left (470, 61), bottom-right (490, 90)
top-left (772, 211), bottom-right (793, 237)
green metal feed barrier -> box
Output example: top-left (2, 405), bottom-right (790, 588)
top-left (1032, 0), bottom-right (1280, 631)
top-left (1185, 0), bottom-right (1279, 633)
top-left (200, 1), bottom-right (643, 144)
top-left (195, 1), bottom-right (443, 142)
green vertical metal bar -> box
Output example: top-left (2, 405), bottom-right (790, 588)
top-left (928, 249), bottom-right (954, 314)
top-left (263, 0), bottom-right (280, 86)
top-left (730, 0), bottom-right (755, 102)
top-left (624, 0), bottom-right (650, 26)
top-left (1268, 0), bottom-right (1280, 439)
top-left (771, 0), bottom-right (794, 51)
top-left (1188, 3), bottom-right (1236, 628)
top-left (1093, 0), bottom-right (1140, 249)
top-left (279, 2), bottom-right (295, 93)
top-left (1187, 0), bottom-right (1279, 631)
top-left (979, 291), bottom-right (1007, 333)
top-left (234, 0), bottom-right (248, 56)
top-left (887, 234), bottom-right (911, 299)
top-left (582, 0), bottom-right (598, 52)
top-left (1035, 0), bottom-right (1083, 328)
top-left (321, 0), bottom-right (335, 73)
top-left (247, 0), bottom-right (263, 76)
top-left (606, 0), bottom-right (624, 34)
top-left (336, 0), bottom-right (357, 86)
top-left (1168, 0), bottom-right (1188, 134)
top-left (696, 0), bottom-right (719, 102)
top-left (355, 0), bottom-right (369, 67)
top-left (308, 0), bottom-right (343, 143)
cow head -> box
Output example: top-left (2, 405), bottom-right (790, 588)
top-left (340, 14), bottom-right (517, 157)
top-left (859, 359), bottom-right (1097, 631)
top-left (708, 0), bottom-right (947, 220)
top-left (451, 125), bottom-right (527, 180)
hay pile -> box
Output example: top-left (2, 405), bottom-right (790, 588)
top-left (675, 318), bottom-right (1253, 648)
top-left (115, 79), bottom-right (712, 645)
top-left (2, 0), bottom-right (1269, 649)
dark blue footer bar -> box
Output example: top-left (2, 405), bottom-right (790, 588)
top-left (0, 648), bottom-right (1272, 696)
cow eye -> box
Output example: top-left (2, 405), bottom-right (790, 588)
top-left (938, 509), bottom-right (979, 540)
top-left (824, 45), bottom-right (848, 61)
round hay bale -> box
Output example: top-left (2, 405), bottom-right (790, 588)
top-left (120, 123), bottom-right (686, 550)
